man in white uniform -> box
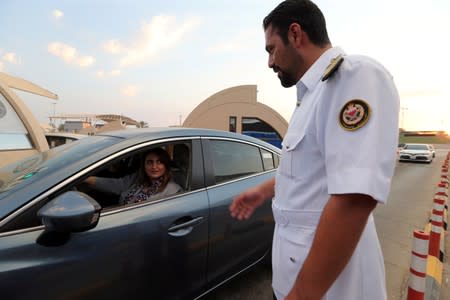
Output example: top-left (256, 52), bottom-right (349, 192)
top-left (229, 1), bottom-right (399, 299)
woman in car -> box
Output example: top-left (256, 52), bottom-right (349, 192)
top-left (85, 147), bottom-right (182, 205)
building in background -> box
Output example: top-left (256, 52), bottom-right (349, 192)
top-left (183, 85), bottom-right (287, 148)
top-left (49, 114), bottom-right (139, 135)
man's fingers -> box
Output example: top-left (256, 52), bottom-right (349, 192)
top-left (230, 192), bottom-right (258, 219)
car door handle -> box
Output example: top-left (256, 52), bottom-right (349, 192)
top-left (168, 216), bottom-right (204, 236)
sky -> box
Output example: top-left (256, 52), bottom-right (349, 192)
top-left (0, 0), bottom-right (449, 131)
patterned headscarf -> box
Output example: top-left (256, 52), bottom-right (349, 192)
top-left (123, 176), bottom-right (164, 204)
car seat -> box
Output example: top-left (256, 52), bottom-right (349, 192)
top-left (171, 144), bottom-right (190, 191)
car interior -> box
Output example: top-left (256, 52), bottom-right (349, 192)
top-left (76, 142), bottom-right (192, 209)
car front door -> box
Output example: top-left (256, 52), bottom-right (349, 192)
top-left (0, 140), bottom-right (209, 300)
top-left (0, 194), bottom-right (209, 300)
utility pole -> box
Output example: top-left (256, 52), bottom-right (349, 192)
top-left (400, 107), bottom-right (408, 129)
top-left (52, 102), bottom-right (57, 129)
top-left (179, 114), bottom-right (182, 127)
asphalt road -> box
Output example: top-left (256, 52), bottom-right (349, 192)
top-left (375, 149), bottom-right (448, 299)
top-left (203, 147), bottom-right (450, 300)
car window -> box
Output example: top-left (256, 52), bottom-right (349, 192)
top-left (261, 148), bottom-right (275, 170)
top-left (209, 140), bottom-right (264, 184)
top-left (274, 154), bottom-right (280, 168)
top-left (0, 140), bottom-right (193, 232)
top-left (76, 142), bottom-right (191, 210)
top-left (0, 93), bottom-right (33, 150)
top-left (404, 144), bottom-right (429, 150)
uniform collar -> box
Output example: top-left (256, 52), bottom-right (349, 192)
top-left (296, 47), bottom-right (345, 102)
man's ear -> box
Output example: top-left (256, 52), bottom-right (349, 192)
top-left (288, 23), bottom-right (303, 47)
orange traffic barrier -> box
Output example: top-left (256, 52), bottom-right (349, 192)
top-left (407, 230), bottom-right (429, 300)
top-left (436, 182), bottom-right (448, 197)
top-left (429, 202), bottom-right (444, 258)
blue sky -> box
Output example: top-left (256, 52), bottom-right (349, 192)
top-left (1, 0), bottom-right (449, 130)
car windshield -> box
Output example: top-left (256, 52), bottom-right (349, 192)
top-left (404, 144), bottom-right (429, 150)
top-left (0, 135), bottom-right (119, 196)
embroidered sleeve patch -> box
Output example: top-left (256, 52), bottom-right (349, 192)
top-left (339, 99), bottom-right (371, 131)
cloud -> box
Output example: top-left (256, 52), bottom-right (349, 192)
top-left (103, 39), bottom-right (124, 54)
top-left (0, 61), bottom-right (3, 71)
top-left (2, 52), bottom-right (19, 64)
top-left (120, 85), bottom-right (138, 97)
top-left (103, 15), bottom-right (201, 67)
top-left (48, 42), bottom-right (95, 67)
top-left (77, 56), bottom-right (95, 67)
top-left (96, 69), bottom-right (121, 78)
top-left (53, 9), bottom-right (64, 20)
top-left (207, 29), bottom-right (259, 54)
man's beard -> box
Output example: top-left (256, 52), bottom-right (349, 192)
top-left (274, 67), bottom-right (296, 88)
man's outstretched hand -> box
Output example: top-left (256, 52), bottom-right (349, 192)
top-left (229, 187), bottom-right (267, 220)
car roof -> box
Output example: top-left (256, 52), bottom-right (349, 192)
top-left (97, 127), bottom-right (243, 139)
top-left (96, 127), bottom-right (280, 150)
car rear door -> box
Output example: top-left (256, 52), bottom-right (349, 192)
top-left (202, 138), bottom-right (275, 286)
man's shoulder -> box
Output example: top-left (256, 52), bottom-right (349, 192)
top-left (340, 54), bottom-right (392, 78)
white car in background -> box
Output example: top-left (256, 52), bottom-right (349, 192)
top-left (429, 144), bottom-right (436, 158)
top-left (399, 143), bottom-right (434, 163)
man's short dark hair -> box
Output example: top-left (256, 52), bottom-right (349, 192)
top-left (263, 0), bottom-right (330, 47)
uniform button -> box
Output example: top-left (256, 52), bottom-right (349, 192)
top-left (286, 145), bottom-right (290, 149)
top-left (290, 257), bottom-right (296, 263)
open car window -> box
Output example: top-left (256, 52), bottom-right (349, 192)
top-left (1, 141), bottom-right (193, 232)
top-left (75, 142), bottom-right (192, 210)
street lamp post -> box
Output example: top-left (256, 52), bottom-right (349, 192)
top-left (51, 102), bottom-right (57, 129)
top-left (400, 106), bottom-right (408, 129)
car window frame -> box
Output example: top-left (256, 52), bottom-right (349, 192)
top-left (0, 137), bottom-right (205, 234)
top-left (201, 137), bottom-right (280, 188)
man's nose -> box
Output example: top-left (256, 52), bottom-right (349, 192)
top-left (268, 56), bottom-right (274, 68)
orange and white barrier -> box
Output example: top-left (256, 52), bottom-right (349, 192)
top-left (436, 182), bottom-right (448, 197)
top-left (407, 230), bottom-right (429, 300)
top-left (429, 202), bottom-right (444, 259)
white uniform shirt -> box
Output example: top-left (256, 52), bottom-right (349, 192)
top-left (272, 47), bottom-right (400, 299)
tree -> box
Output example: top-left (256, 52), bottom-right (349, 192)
top-left (138, 121), bottom-right (149, 128)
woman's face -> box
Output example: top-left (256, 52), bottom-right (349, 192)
top-left (144, 153), bottom-right (166, 181)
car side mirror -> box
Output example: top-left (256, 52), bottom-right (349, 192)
top-left (37, 191), bottom-right (101, 233)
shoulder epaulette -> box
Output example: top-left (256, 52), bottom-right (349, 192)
top-left (321, 55), bottom-right (344, 81)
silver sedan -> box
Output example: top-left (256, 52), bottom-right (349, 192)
top-left (398, 143), bottom-right (434, 163)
